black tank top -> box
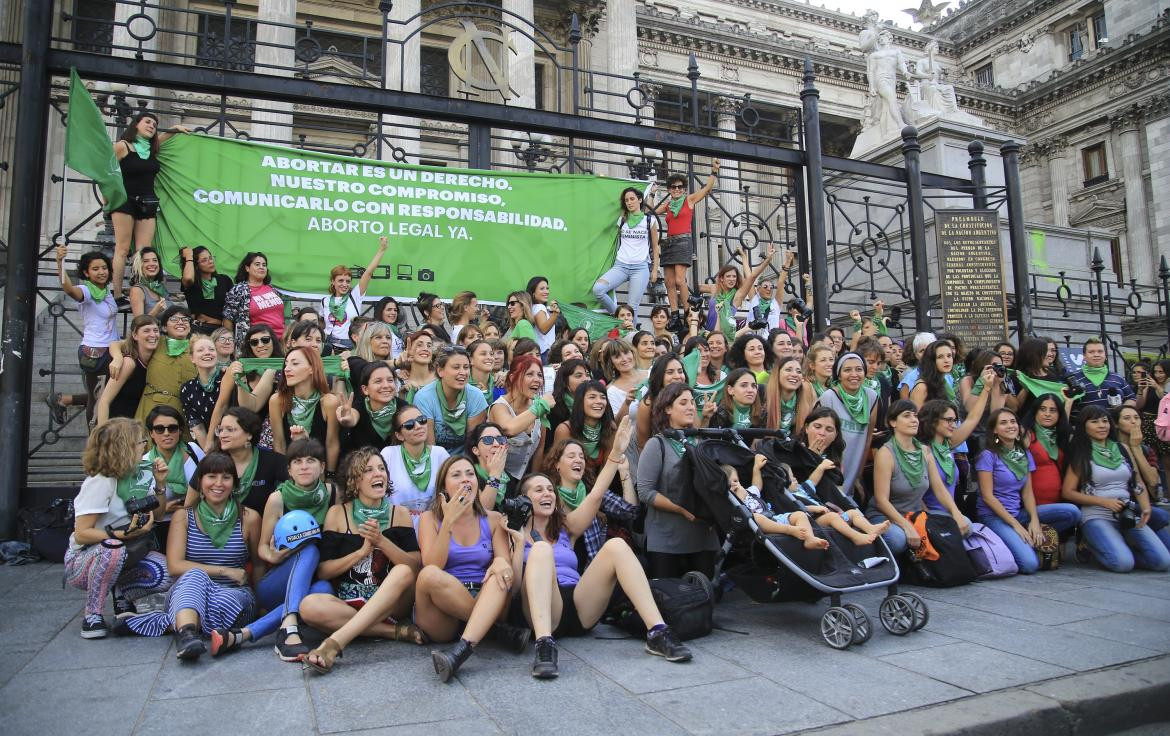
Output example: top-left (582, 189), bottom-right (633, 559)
top-left (109, 359), bottom-right (148, 419)
top-left (119, 148), bottom-right (161, 198)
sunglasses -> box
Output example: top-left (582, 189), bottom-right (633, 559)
top-left (478, 435), bottom-right (509, 446)
top-left (150, 424), bottom-right (181, 434)
top-left (506, 300), bottom-right (519, 307)
top-left (668, 184), bottom-right (685, 190)
top-left (398, 416), bottom-right (430, 431)
top-left (440, 346), bottom-right (469, 356)
top-left (249, 336), bottom-right (273, 347)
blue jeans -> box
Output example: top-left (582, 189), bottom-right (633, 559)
top-left (248, 543), bottom-right (332, 640)
top-left (1143, 505), bottom-right (1170, 553)
top-left (1080, 517), bottom-right (1170, 573)
top-left (978, 503), bottom-right (1081, 575)
top-left (593, 261), bottom-right (650, 313)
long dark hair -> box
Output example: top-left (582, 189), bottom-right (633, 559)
top-left (651, 382), bottom-right (692, 435)
top-left (520, 471), bottom-right (567, 542)
top-left (727, 333), bottom-right (770, 373)
top-left (618, 186), bottom-right (645, 224)
top-left (373, 296), bottom-right (400, 326)
top-left (552, 358), bottom-right (590, 404)
top-left (119, 112), bottom-right (160, 157)
top-left (242, 324), bottom-right (283, 359)
top-left (720, 367), bottom-right (762, 424)
top-left (797, 406), bottom-right (845, 464)
top-left (683, 335), bottom-right (717, 384)
top-left (1014, 337), bottom-right (1051, 378)
top-left (645, 353), bottom-right (686, 404)
top-left (1020, 393), bottom-right (1072, 459)
top-left (984, 407), bottom-right (1021, 457)
top-left (916, 399), bottom-right (957, 445)
top-left (1067, 405), bottom-right (1126, 489)
top-left (568, 381), bottom-right (616, 450)
top-left (916, 341), bottom-right (952, 402)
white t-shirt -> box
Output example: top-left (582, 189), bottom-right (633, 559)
top-left (743, 293), bottom-right (782, 335)
top-left (76, 284), bottom-right (120, 347)
top-left (531, 303), bottom-right (556, 353)
top-left (68, 471), bottom-right (151, 551)
top-left (615, 216), bottom-right (657, 265)
top-left (320, 284), bottom-right (365, 343)
top-left (381, 444), bottom-right (451, 514)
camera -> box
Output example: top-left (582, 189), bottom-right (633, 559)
top-left (1116, 499), bottom-right (1140, 530)
top-left (788, 299), bottom-right (814, 321)
top-left (991, 363), bottom-right (1006, 377)
top-left (686, 294), bottom-right (706, 312)
top-left (886, 305), bottom-right (903, 329)
top-left (418, 269), bottom-right (435, 282)
top-left (1062, 375), bottom-right (1086, 400)
top-left (499, 495), bottom-right (532, 531)
top-left (749, 305), bottom-right (768, 330)
top-left (1106, 387), bottom-right (1122, 408)
top-left (124, 494), bottom-right (160, 517)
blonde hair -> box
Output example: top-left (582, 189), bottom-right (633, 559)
top-left (506, 290), bottom-right (533, 327)
top-left (449, 290), bottom-right (477, 323)
top-left (82, 418), bottom-right (143, 478)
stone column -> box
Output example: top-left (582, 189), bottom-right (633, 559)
top-left (382, 0), bottom-right (420, 162)
top-left (496, 0), bottom-right (535, 167)
top-left (1143, 95), bottom-right (1170, 270)
top-left (608, 0), bottom-right (639, 175)
top-left (250, 0), bottom-right (296, 144)
top-left (713, 96), bottom-right (742, 269)
top-left (1045, 136), bottom-right (1070, 228)
top-left (1112, 108), bottom-right (1153, 283)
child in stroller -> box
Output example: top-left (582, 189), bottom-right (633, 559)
top-left (722, 455), bottom-right (828, 549)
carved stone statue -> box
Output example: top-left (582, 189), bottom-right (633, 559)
top-left (851, 29), bottom-right (909, 157)
top-left (904, 39), bottom-right (984, 126)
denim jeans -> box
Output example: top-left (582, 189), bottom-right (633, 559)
top-left (1142, 505), bottom-right (1170, 554)
top-left (1080, 517), bottom-right (1170, 573)
top-left (977, 503), bottom-right (1081, 575)
top-left (248, 543), bottom-right (332, 640)
top-left (593, 261), bottom-right (650, 314)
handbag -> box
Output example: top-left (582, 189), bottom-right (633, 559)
top-left (78, 345), bottom-right (108, 372)
top-left (132, 194), bottom-right (160, 218)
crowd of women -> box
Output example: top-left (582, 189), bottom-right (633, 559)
top-left (54, 111), bottom-right (1170, 684)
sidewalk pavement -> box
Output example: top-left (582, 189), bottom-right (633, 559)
top-left (1, 558), bottom-right (1167, 736)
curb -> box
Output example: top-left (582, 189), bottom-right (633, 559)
top-left (795, 655), bottom-right (1170, 736)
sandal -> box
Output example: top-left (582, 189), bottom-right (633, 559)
top-left (274, 624), bottom-right (310, 662)
top-left (303, 637), bottom-right (343, 675)
top-left (393, 621), bottom-right (429, 646)
top-left (210, 627), bottom-right (246, 657)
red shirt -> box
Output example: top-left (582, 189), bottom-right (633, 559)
top-left (665, 198), bottom-right (694, 237)
top-left (1028, 436), bottom-right (1063, 506)
top-left (249, 284), bottom-right (286, 339)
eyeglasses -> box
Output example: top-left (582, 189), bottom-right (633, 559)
top-left (398, 417), bottom-right (430, 431)
top-left (216, 336), bottom-right (234, 344)
top-left (506, 300), bottom-right (519, 307)
top-left (167, 316), bottom-right (191, 324)
top-left (478, 435), bottom-right (509, 446)
top-left (150, 424), bottom-right (181, 434)
top-left (249, 336), bottom-right (273, 347)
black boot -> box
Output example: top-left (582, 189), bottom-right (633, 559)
top-left (432, 638), bottom-right (474, 683)
top-left (491, 622), bottom-right (532, 654)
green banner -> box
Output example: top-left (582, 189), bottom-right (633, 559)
top-left (153, 135), bottom-right (634, 303)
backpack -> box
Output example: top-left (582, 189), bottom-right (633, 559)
top-left (609, 572), bottom-right (714, 640)
top-left (900, 512), bottom-right (978, 587)
top-left (962, 522), bottom-right (1018, 578)
top-left (1036, 523), bottom-right (1062, 571)
top-left (16, 498), bottom-right (74, 563)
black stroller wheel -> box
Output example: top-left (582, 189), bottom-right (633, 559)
top-left (820, 606), bottom-right (856, 649)
top-left (842, 603), bottom-right (872, 644)
top-left (878, 595), bottom-right (915, 636)
top-left (899, 592), bottom-right (929, 631)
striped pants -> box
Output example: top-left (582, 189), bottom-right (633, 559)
top-left (125, 569), bottom-right (256, 637)
top-left (63, 544), bottom-right (171, 616)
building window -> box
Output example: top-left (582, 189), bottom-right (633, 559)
top-left (72, 0), bottom-right (115, 55)
top-left (1068, 28), bottom-right (1084, 60)
top-left (1091, 13), bottom-right (1108, 46)
top-left (1109, 237), bottom-right (1123, 285)
top-left (974, 63), bottom-right (994, 87)
top-left (196, 13), bottom-right (257, 72)
top-left (1082, 143), bottom-right (1108, 187)
top-left (534, 63), bottom-right (545, 110)
top-left (420, 46), bottom-right (450, 98)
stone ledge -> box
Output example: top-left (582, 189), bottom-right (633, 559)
top-left (796, 654), bottom-right (1170, 736)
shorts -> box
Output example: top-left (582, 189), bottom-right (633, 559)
top-left (554, 585), bottom-right (591, 637)
top-left (461, 581), bottom-right (483, 599)
top-left (78, 345), bottom-right (112, 376)
top-left (112, 194), bottom-right (159, 220)
top-left (659, 234), bottom-right (694, 266)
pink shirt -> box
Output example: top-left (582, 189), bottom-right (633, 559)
top-left (249, 284), bottom-right (286, 338)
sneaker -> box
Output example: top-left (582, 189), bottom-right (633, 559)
top-left (490, 622), bottom-right (532, 655)
top-left (112, 589), bottom-right (137, 616)
top-left (531, 637), bottom-right (559, 679)
top-left (645, 626), bottom-right (692, 663)
top-left (81, 614), bottom-right (108, 639)
top-left (44, 392), bottom-right (67, 425)
top-left (174, 624), bottom-right (206, 660)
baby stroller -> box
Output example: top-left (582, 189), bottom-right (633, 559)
top-left (675, 428), bottom-right (929, 649)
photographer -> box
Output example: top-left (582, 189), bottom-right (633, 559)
top-left (1060, 406), bottom-right (1169, 572)
top-left (65, 419), bottom-right (172, 639)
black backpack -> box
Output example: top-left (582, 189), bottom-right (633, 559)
top-left (609, 571), bottom-right (714, 640)
top-left (900, 513), bottom-right (978, 588)
top-left (17, 498), bottom-right (74, 563)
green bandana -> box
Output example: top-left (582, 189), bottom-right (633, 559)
top-left (891, 439), bottom-right (926, 487)
top-left (624, 211), bottom-right (646, 229)
top-left (133, 135), bottom-right (152, 160)
top-left (879, 365), bottom-right (893, 383)
top-left (558, 481), bottom-right (587, 510)
top-left (233, 449), bottom-right (260, 504)
top-left (400, 445), bottom-right (432, 492)
top-left (198, 367), bottom-right (221, 394)
top-left (142, 278), bottom-right (168, 301)
top-left (147, 446), bottom-right (187, 498)
top-left (1012, 372), bottom-right (1066, 401)
top-left (277, 478), bottom-right (330, 524)
top-left (1000, 444), bottom-right (1029, 480)
top-left (811, 380), bottom-right (827, 398)
top-left (668, 195), bottom-right (686, 218)
top-left (1091, 439), bottom-right (1123, 470)
top-left (732, 402), bottom-right (753, 429)
top-left (665, 435), bottom-right (693, 458)
top-left (200, 277), bottom-right (216, 300)
top-left (1081, 365), bottom-right (1109, 387)
top-left (1034, 426), bottom-right (1059, 461)
top-left (580, 420), bottom-right (602, 459)
top-left (778, 394), bottom-right (796, 432)
top-left (950, 365), bottom-right (966, 381)
top-left (836, 386), bottom-right (871, 427)
top-left (562, 392), bottom-right (575, 413)
top-left (529, 396), bottom-right (552, 430)
top-left (872, 314), bottom-right (888, 336)
top-left (438, 386), bottom-right (469, 436)
top-left (165, 337), bottom-right (190, 357)
top-left (351, 495), bottom-right (390, 531)
top-left (715, 289), bottom-right (737, 340)
top-left (943, 377), bottom-right (958, 404)
top-left (365, 397), bottom-right (397, 440)
top-left (288, 392), bottom-right (322, 435)
top-left (84, 281), bottom-right (109, 303)
top-left (327, 294), bottom-right (348, 324)
top-left (970, 376), bottom-right (985, 396)
top-left (115, 460), bottom-right (154, 504)
top-left (233, 358), bottom-right (350, 390)
top-left (196, 499), bottom-right (239, 548)
top-left (931, 440), bottom-right (955, 486)
top-left (863, 377), bottom-right (882, 394)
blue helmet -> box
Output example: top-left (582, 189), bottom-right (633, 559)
top-left (273, 510), bottom-right (321, 551)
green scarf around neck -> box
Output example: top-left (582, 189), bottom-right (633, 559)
top-left (277, 478), bottom-right (330, 524)
top-left (165, 337), bottom-right (190, 357)
top-left (437, 385), bottom-right (469, 436)
top-left (1081, 364), bottom-right (1109, 387)
top-left (351, 495), bottom-right (390, 531)
top-left (133, 135), bottom-right (152, 160)
top-left (84, 281), bottom-right (109, 303)
top-left (580, 421), bottom-right (602, 459)
top-left (198, 367), bottom-right (221, 394)
top-left (365, 397), bottom-right (397, 440)
top-left (115, 460), bottom-right (154, 504)
top-left (142, 278), bottom-right (168, 300)
top-left (890, 439), bottom-right (926, 487)
top-left (558, 481), bottom-right (587, 510)
top-left (400, 445), bottom-right (432, 492)
top-left (196, 499), bottom-right (239, 548)
top-left (931, 440), bottom-right (956, 486)
top-left (200, 277), bottom-right (217, 300)
top-left (327, 293), bottom-right (348, 324)
top-left (233, 448), bottom-right (260, 504)
top-left (999, 444), bottom-right (1029, 480)
top-left (731, 402), bottom-right (753, 429)
top-left (146, 445), bottom-right (187, 498)
top-left (1033, 426), bottom-right (1059, 461)
top-left (668, 195), bottom-right (686, 218)
top-left (665, 434), bottom-right (693, 458)
top-left (1091, 439), bottom-right (1124, 470)
top-left (624, 211), bottom-right (646, 229)
top-left (836, 385), bottom-right (871, 427)
top-left (288, 391), bottom-right (322, 435)
top-left (778, 393), bottom-right (796, 432)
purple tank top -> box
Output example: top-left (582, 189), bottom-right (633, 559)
top-left (523, 530), bottom-right (581, 587)
top-left (444, 515), bottom-right (493, 584)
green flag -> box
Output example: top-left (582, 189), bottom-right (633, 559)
top-left (64, 68), bottom-right (126, 213)
top-left (559, 301), bottom-right (621, 340)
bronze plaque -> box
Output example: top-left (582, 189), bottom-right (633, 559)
top-left (935, 209), bottom-right (1007, 347)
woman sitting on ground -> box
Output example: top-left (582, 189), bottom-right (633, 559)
top-left (121, 453), bottom-right (261, 661)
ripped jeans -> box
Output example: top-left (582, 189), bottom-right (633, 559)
top-left (593, 261), bottom-right (650, 314)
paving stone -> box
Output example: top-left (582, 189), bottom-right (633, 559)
top-left (1030, 585), bottom-right (1170, 623)
top-left (23, 612), bottom-right (169, 673)
top-left (335, 718), bottom-right (504, 736)
top-left (878, 641), bottom-right (1074, 693)
top-left (0, 647), bottom-right (39, 689)
top-left (640, 676), bottom-right (849, 735)
top-left (134, 687), bottom-right (315, 736)
top-left (556, 631), bottom-right (753, 695)
top-left (1025, 655), bottom-right (1170, 735)
top-left (1058, 613), bottom-right (1170, 654)
top-left (912, 584), bottom-right (1108, 625)
top-left (150, 632), bottom-right (303, 699)
top-left (0, 600), bottom-right (84, 647)
top-left (1, 663), bottom-right (158, 736)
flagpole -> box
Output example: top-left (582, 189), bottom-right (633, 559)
top-left (0, 0), bottom-right (54, 536)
